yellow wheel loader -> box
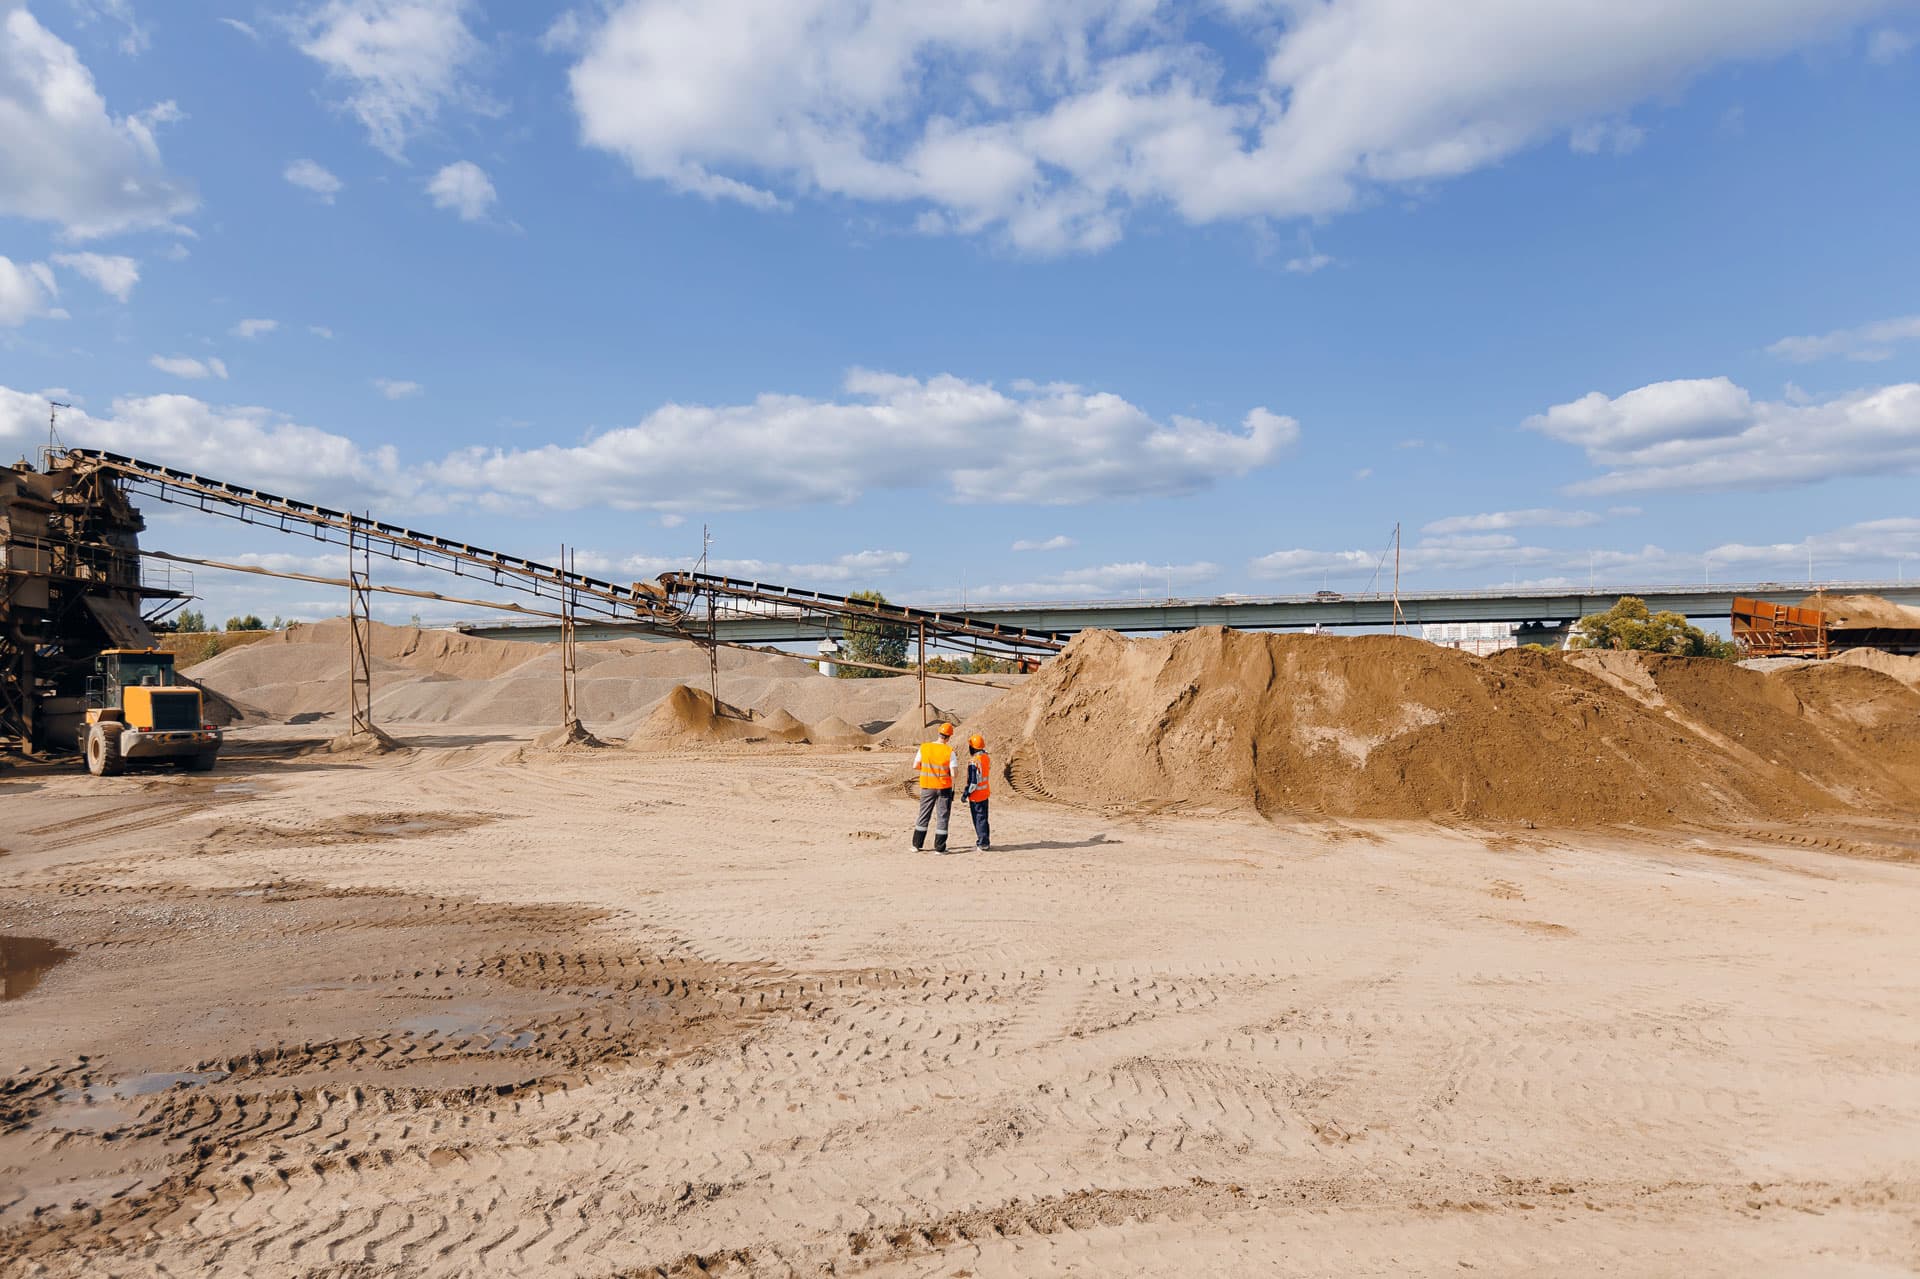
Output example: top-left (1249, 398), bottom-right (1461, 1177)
top-left (79, 649), bottom-right (222, 776)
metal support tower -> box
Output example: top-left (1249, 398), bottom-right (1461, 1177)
top-left (559, 544), bottom-right (578, 726)
top-left (347, 515), bottom-right (374, 738)
top-left (700, 524), bottom-right (717, 707)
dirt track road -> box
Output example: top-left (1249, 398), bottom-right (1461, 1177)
top-left (5, 730), bottom-right (1920, 1276)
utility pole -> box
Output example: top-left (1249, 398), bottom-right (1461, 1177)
top-left (1391, 522), bottom-right (1404, 636)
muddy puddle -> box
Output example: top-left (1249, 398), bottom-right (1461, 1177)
top-left (33, 1071), bottom-right (231, 1133)
top-left (1, 935), bottom-right (72, 1000)
top-left (400, 1007), bottom-right (548, 1052)
top-left (0, 876), bottom-right (783, 1256)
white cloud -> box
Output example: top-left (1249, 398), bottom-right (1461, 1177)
top-left (433, 369), bottom-right (1296, 511)
top-left (1329, 516), bottom-right (1920, 589)
top-left (540, 9), bottom-right (589, 55)
top-left (1867, 27), bottom-right (1913, 62)
top-left (63, 0), bottom-right (148, 56)
top-left (219, 17), bottom-right (260, 40)
top-left (0, 255), bottom-right (60, 325)
top-left (1284, 251), bottom-right (1333, 276)
top-left (426, 159), bottom-right (495, 220)
top-left (231, 317), bottom-right (279, 339)
top-left (150, 354), bottom-right (228, 380)
top-left (294, 0), bottom-right (486, 160)
top-left (1011, 534), bottom-right (1076, 552)
top-left (50, 250), bottom-right (138, 301)
top-left (1568, 118), bottom-right (1646, 154)
top-left (596, 546), bottom-right (910, 587)
top-left (284, 158), bottom-right (344, 201)
top-left (0, 382), bottom-right (414, 502)
top-left (1423, 508), bottom-right (1604, 535)
top-left (794, 548), bottom-right (910, 581)
top-left (1526, 376), bottom-right (1920, 494)
top-left (375, 377), bottom-right (422, 399)
top-left (1253, 534), bottom-right (1558, 583)
top-left (1767, 314), bottom-right (1920, 363)
top-left (309, 324), bottom-right (335, 338)
top-left (0, 4), bottom-right (196, 237)
top-left (563, 0), bottom-right (1895, 253)
top-left (965, 560), bottom-right (1221, 601)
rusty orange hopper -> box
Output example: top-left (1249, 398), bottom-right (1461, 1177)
top-left (1731, 596), bottom-right (1829, 658)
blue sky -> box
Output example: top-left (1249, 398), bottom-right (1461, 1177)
top-left (3, 0), bottom-right (1919, 625)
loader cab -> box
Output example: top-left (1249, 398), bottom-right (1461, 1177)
top-left (88, 649), bottom-right (178, 708)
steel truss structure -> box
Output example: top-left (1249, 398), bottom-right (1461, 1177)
top-left (1, 450), bottom-right (1066, 752)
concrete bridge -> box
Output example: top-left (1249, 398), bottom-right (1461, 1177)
top-left (456, 580), bottom-right (1920, 645)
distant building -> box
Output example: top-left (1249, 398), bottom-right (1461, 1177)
top-left (1422, 621), bottom-right (1518, 656)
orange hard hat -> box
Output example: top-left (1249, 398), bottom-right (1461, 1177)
top-left (938, 722), bottom-right (955, 736)
top-left (968, 733), bottom-right (985, 750)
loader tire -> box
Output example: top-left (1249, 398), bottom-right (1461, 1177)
top-left (86, 722), bottom-right (125, 777)
top-left (185, 750), bottom-right (218, 773)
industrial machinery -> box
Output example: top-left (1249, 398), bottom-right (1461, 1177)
top-left (2, 455), bottom-right (191, 754)
top-left (4, 449), bottom-right (1068, 758)
top-left (1731, 596), bottom-right (1830, 658)
top-left (78, 648), bottom-right (220, 775)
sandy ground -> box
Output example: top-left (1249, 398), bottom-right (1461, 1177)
top-left (4, 726), bottom-right (1920, 1277)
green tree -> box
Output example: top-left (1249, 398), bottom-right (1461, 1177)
top-left (1572, 596), bottom-right (1737, 658)
top-left (839, 589), bottom-right (908, 678)
top-left (224, 614), bottom-right (266, 632)
top-left (175, 607), bottom-right (207, 633)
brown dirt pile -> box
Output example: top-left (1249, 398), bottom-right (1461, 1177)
top-left (628, 685), bottom-right (819, 746)
top-left (974, 628), bottom-right (1920, 824)
top-left (1832, 647), bottom-right (1920, 691)
top-left (190, 618), bottom-right (1010, 733)
top-left (1800, 592), bottom-right (1920, 630)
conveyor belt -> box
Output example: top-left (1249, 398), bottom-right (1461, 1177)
top-left (64, 450), bottom-right (682, 626)
top-left (60, 451), bottom-right (1067, 655)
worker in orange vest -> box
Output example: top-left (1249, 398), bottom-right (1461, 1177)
top-left (964, 732), bottom-right (991, 851)
top-left (911, 721), bottom-right (957, 853)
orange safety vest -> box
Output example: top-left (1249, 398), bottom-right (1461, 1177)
top-left (916, 741), bottom-right (954, 790)
top-left (967, 751), bottom-right (990, 802)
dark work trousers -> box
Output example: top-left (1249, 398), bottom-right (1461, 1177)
top-left (913, 787), bottom-right (953, 849)
top-left (968, 799), bottom-right (990, 849)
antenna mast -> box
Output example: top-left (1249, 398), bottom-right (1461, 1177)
top-left (45, 400), bottom-right (71, 467)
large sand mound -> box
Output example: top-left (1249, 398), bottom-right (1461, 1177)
top-left (1833, 646), bottom-right (1920, 691)
top-left (974, 628), bottom-right (1920, 824)
top-left (629, 685), bottom-right (767, 745)
top-left (1801, 592), bottom-right (1920, 630)
top-left (627, 685), bottom-right (829, 746)
top-left (190, 619), bottom-right (1010, 735)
